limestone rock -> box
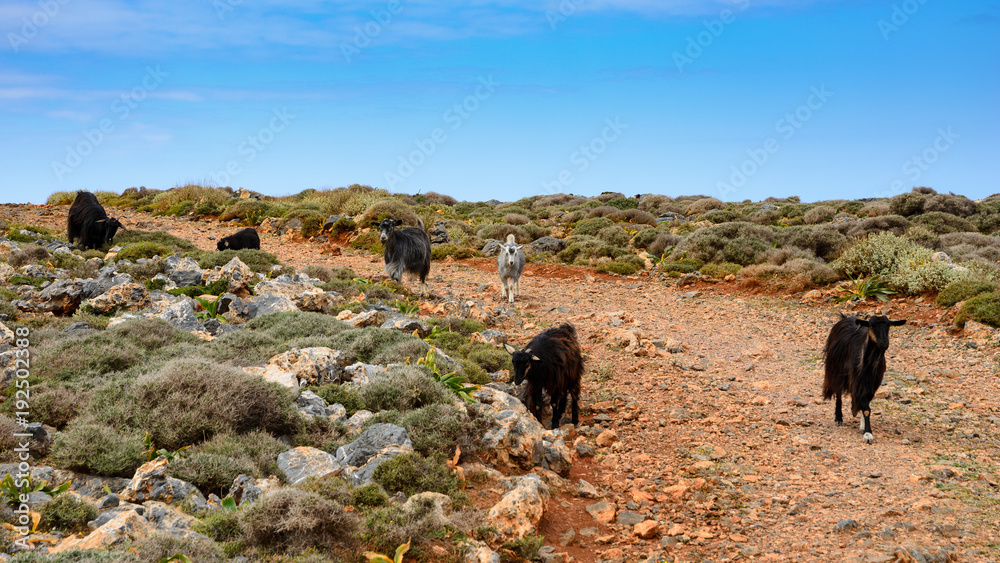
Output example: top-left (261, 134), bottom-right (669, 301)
top-left (250, 293), bottom-right (299, 316)
top-left (266, 347), bottom-right (347, 387)
top-left (254, 275), bottom-right (342, 313)
top-left (526, 236), bottom-right (565, 254)
top-left (228, 474), bottom-right (280, 506)
top-left (586, 500), bottom-right (616, 525)
top-left (277, 447), bottom-right (343, 485)
top-left (85, 282), bottom-right (150, 314)
top-left (204, 256), bottom-right (254, 295)
top-left (381, 314), bottom-right (431, 337)
top-left (35, 279), bottom-right (86, 315)
top-left (50, 510), bottom-right (153, 553)
top-left (157, 300), bottom-right (206, 333)
top-left (487, 474), bottom-right (550, 539)
top-left (121, 458), bottom-right (205, 507)
top-left (167, 256), bottom-right (204, 287)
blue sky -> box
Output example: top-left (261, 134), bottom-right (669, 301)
top-left (1, 0), bottom-right (997, 205)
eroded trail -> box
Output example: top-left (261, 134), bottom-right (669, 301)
top-left (7, 205), bottom-right (1000, 562)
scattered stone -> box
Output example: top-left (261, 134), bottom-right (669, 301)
top-left (277, 447), bottom-right (343, 486)
top-left (381, 314), bottom-right (431, 337)
top-left (486, 474), bottom-right (550, 539)
top-left (585, 500), bottom-right (616, 525)
top-left (158, 300), bottom-right (206, 333)
top-left (336, 423), bottom-right (414, 486)
top-left (634, 520), bottom-right (660, 539)
top-left (596, 429), bottom-right (618, 447)
top-left (834, 519), bottom-right (859, 533)
top-left (616, 510), bottom-right (644, 526)
top-left (121, 458), bottom-right (205, 508)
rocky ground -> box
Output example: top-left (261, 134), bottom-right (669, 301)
top-left (4, 203), bottom-right (1000, 563)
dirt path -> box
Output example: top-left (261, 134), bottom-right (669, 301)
top-left (7, 205), bottom-right (1000, 562)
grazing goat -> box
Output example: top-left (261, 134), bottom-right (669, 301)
top-left (374, 217), bottom-right (431, 296)
top-left (823, 313), bottom-right (906, 444)
top-left (67, 191), bottom-right (123, 250)
top-left (217, 227), bottom-right (261, 251)
top-left (504, 323), bottom-right (583, 429)
top-left (497, 234), bottom-right (525, 304)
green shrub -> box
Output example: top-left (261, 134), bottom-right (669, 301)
top-left (778, 226), bottom-right (849, 262)
top-left (858, 201), bottom-right (891, 217)
top-left (352, 483), bottom-right (389, 509)
top-left (363, 497), bottom-right (453, 554)
top-left (596, 225), bottom-right (630, 247)
top-left (477, 223), bottom-right (529, 244)
top-left (843, 215), bottom-right (910, 238)
top-left (50, 423), bottom-right (146, 477)
top-left (46, 192), bottom-right (77, 206)
top-left (167, 278), bottom-right (228, 297)
top-left (955, 291), bottom-right (1000, 328)
top-left (302, 216), bottom-right (324, 238)
top-left (686, 197), bottom-right (726, 215)
top-left (911, 211), bottom-right (978, 235)
top-left (501, 535), bottom-right (545, 562)
top-left (721, 235), bottom-right (770, 266)
top-left (604, 197), bottom-right (639, 210)
top-left (672, 222), bottom-right (776, 265)
top-left (425, 316), bottom-right (486, 335)
top-left (198, 249), bottom-right (280, 273)
top-left (7, 551), bottom-right (135, 562)
top-left (357, 198), bottom-right (419, 226)
top-left (237, 488), bottom-right (359, 555)
top-left (889, 191), bottom-right (926, 217)
top-left (804, 205), bottom-right (837, 225)
top-left (833, 232), bottom-right (922, 279)
top-left (924, 193), bottom-right (977, 217)
top-left (571, 217), bottom-right (613, 237)
top-left (389, 403), bottom-right (490, 457)
top-left (220, 199), bottom-right (276, 224)
top-left (372, 452), bottom-right (462, 497)
top-left (462, 343), bottom-right (512, 373)
top-left (169, 453), bottom-right (256, 497)
top-left (88, 359), bottom-right (301, 451)
top-left (658, 259), bottom-right (701, 274)
top-left (350, 230), bottom-right (383, 253)
top-left (209, 328), bottom-right (284, 366)
top-left (597, 260), bottom-right (638, 276)
top-left (700, 262), bottom-right (742, 278)
top-left (38, 494), bottom-right (99, 534)
top-left (245, 311), bottom-right (351, 341)
top-left (647, 233), bottom-right (681, 257)
top-left (193, 509), bottom-right (241, 542)
top-left (936, 279), bottom-right (998, 307)
top-left (297, 474), bottom-right (354, 506)
top-left (328, 216), bottom-right (357, 234)
top-left (557, 236), bottom-right (626, 264)
top-left (0, 299), bottom-right (18, 322)
top-left (14, 385), bottom-right (83, 429)
top-left (114, 229), bottom-right (199, 254)
top-left (358, 366), bottom-right (453, 413)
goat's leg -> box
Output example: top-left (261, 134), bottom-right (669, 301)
top-left (499, 277), bottom-right (507, 300)
top-left (570, 393), bottom-right (579, 426)
top-left (859, 398), bottom-right (874, 444)
top-left (529, 392), bottom-right (545, 425)
top-left (834, 393), bottom-right (843, 426)
top-left (551, 395), bottom-right (566, 429)
top-left (508, 278), bottom-right (515, 304)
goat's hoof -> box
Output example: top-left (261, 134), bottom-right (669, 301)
top-left (863, 432), bottom-right (874, 444)
top-left (835, 420), bottom-right (843, 426)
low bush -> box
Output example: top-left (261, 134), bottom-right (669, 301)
top-left (246, 311), bottom-right (351, 341)
top-left (357, 198), bottom-right (419, 226)
top-left (955, 291), bottom-right (1000, 328)
top-left (349, 230), bottom-right (383, 253)
top-left (700, 262), bottom-right (742, 278)
top-left (571, 217), bottom-right (614, 237)
top-left (372, 452), bottom-right (462, 497)
top-left (219, 199), bottom-right (277, 224)
top-left (778, 225), bottom-right (849, 262)
top-left (38, 494), bottom-right (99, 534)
top-left (557, 236), bottom-right (625, 265)
top-left (911, 211), bottom-right (978, 235)
top-left (686, 197), bottom-right (726, 215)
top-left (353, 483), bottom-right (389, 509)
top-left (857, 201), bottom-right (891, 217)
top-left (9, 244), bottom-right (50, 268)
top-left (478, 223), bottom-right (529, 244)
top-left (647, 233), bottom-right (681, 257)
top-left (431, 245), bottom-right (480, 260)
top-left (889, 191), bottom-right (926, 217)
top-left (842, 215), bottom-right (910, 238)
top-left (363, 498), bottom-right (452, 554)
top-left (596, 225), bottom-right (630, 247)
top-left (924, 193), bottom-right (977, 217)
top-left (359, 366), bottom-right (453, 412)
top-left (198, 249), bottom-right (280, 273)
top-left (658, 259), bottom-right (700, 274)
top-left (88, 359), bottom-right (301, 451)
top-left (237, 487), bottom-right (359, 555)
top-left (49, 423), bottom-right (146, 477)
top-left (804, 205), bottom-right (836, 225)
top-left (503, 213), bottom-right (530, 225)
top-left (936, 279), bottom-right (998, 308)
top-left (168, 452), bottom-right (257, 497)
top-left (672, 222), bottom-right (776, 265)
top-left (114, 229), bottom-right (199, 254)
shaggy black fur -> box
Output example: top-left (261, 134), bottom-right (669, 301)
top-left (505, 323), bottom-right (584, 430)
top-left (67, 191), bottom-right (122, 250)
top-left (822, 313), bottom-right (906, 443)
top-left (374, 218), bottom-right (431, 294)
top-left (217, 228), bottom-right (261, 251)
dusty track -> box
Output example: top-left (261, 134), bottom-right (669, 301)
top-left (6, 204), bottom-right (1000, 562)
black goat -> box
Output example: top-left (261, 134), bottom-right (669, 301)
top-left (67, 191), bottom-right (122, 250)
top-left (504, 323), bottom-right (584, 430)
top-left (217, 228), bottom-right (260, 251)
top-left (822, 313), bottom-right (906, 444)
top-left (374, 217), bottom-right (431, 296)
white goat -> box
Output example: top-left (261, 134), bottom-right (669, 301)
top-left (497, 234), bottom-right (526, 304)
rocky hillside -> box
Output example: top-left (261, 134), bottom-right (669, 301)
top-left (1, 189), bottom-right (999, 563)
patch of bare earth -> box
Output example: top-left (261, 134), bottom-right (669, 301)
top-left (7, 204), bottom-right (1000, 562)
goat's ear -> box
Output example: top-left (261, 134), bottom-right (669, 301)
top-left (394, 219), bottom-right (403, 226)
top-left (371, 221), bottom-right (380, 227)
top-left (503, 343), bottom-right (517, 354)
top-left (857, 319), bottom-right (870, 327)
top-left (890, 319), bottom-right (907, 326)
